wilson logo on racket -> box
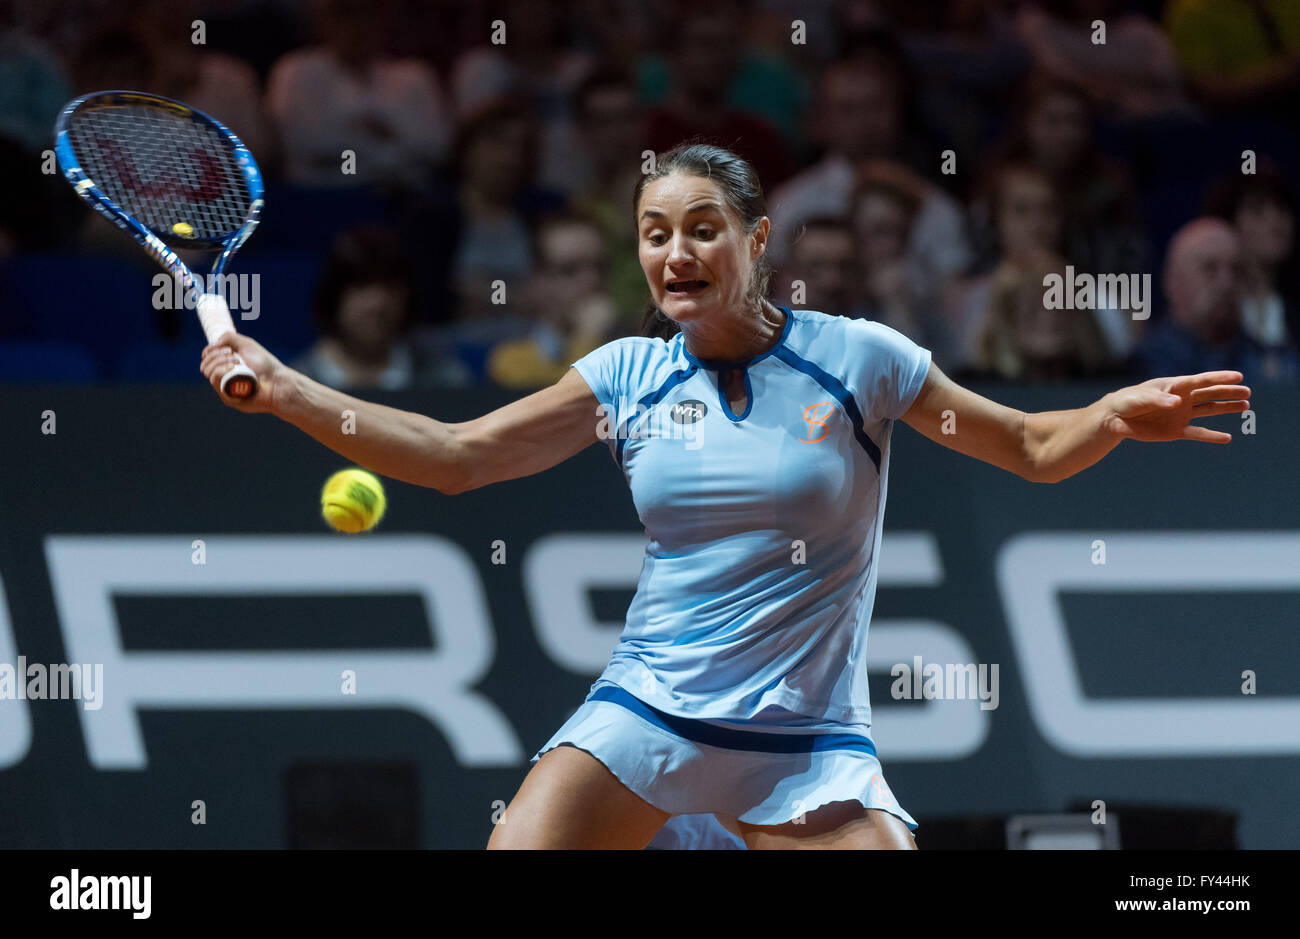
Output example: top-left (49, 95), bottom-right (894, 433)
top-left (97, 139), bottom-right (225, 203)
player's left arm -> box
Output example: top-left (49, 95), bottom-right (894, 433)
top-left (898, 362), bottom-right (1251, 484)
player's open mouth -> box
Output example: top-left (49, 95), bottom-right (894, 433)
top-left (667, 280), bottom-right (709, 295)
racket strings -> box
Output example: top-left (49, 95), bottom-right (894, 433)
top-left (67, 103), bottom-right (252, 241)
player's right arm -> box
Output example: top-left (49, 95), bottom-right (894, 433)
top-left (200, 332), bottom-right (602, 494)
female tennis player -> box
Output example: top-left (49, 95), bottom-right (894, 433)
top-left (201, 143), bottom-right (1250, 850)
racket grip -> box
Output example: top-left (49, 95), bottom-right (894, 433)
top-left (197, 293), bottom-right (259, 400)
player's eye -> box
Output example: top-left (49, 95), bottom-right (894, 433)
top-left (694, 228), bottom-right (715, 240)
top-left (646, 232), bottom-right (667, 246)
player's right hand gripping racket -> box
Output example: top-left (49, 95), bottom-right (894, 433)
top-left (54, 90), bottom-right (265, 398)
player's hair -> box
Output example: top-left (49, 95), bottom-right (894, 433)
top-left (634, 140), bottom-right (772, 340)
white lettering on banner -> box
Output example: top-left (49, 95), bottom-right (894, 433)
top-left (524, 529), bottom-right (986, 761)
top-left (20, 530), bottom-right (1298, 770)
top-left (0, 574), bottom-right (33, 770)
top-left (43, 535), bottom-right (521, 769)
top-left (868, 622), bottom-right (989, 760)
top-left (523, 533), bottom-right (646, 672)
top-left (997, 531), bottom-right (1300, 757)
top-left (870, 533), bottom-right (988, 760)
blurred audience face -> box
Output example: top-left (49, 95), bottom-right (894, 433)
top-left (531, 220), bottom-right (609, 303)
top-left (336, 282), bottom-right (408, 360)
top-left (463, 114), bottom-right (538, 201)
top-left (316, 0), bottom-right (388, 66)
top-left (1011, 268), bottom-right (1075, 362)
top-left (995, 167), bottom-right (1063, 263)
top-left (1164, 219), bottom-right (1242, 342)
top-left (853, 190), bottom-right (911, 269)
top-left (789, 225), bottom-right (856, 317)
top-left (1235, 195), bottom-right (1294, 268)
top-left (675, 8), bottom-right (742, 104)
top-left (577, 84), bottom-right (644, 177)
top-left (1024, 88), bottom-right (1090, 176)
top-left (816, 60), bottom-right (901, 162)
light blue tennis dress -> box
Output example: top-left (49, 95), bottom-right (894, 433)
top-left (533, 306), bottom-right (931, 840)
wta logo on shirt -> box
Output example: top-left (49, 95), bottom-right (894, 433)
top-left (668, 400), bottom-right (708, 424)
top-left (595, 399), bottom-right (705, 450)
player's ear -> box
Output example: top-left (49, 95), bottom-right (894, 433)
top-left (751, 217), bottom-right (771, 260)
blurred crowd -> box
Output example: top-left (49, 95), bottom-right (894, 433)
top-left (1, 0), bottom-right (1299, 388)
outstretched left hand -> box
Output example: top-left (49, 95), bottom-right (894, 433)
top-left (1103, 371), bottom-right (1251, 444)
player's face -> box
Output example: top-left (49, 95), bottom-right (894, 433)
top-left (637, 173), bottom-right (763, 324)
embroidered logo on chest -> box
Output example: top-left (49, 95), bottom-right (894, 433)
top-left (798, 401), bottom-right (836, 443)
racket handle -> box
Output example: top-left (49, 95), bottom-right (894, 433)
top-left (197, 293), bottom-right (259, 400)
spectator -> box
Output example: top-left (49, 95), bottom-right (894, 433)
top-left (569, 66), bottom-right (653, 331)
top-left (642, 3), bottom-right (797, 191)
top-left (766, 54), bottom-right (973, 282)
top-left (976, 75), bottom-right (1147, 362)
top-left (67, 0), bottom-right (272, 155)
top-left (486, 213), bottom-right (617, 389)
top-left (847, 162), bottom-right (960, 368)
top-left (1014, 0), bottom-right (1193, 121)
top-left (1137, 217), bottom-right (1298, 381)
top-left (983, 75), bottom-right (1147, 280)
top-left (67, 7), bottom-right (271, 164)
top-left (267, 0), bottom-right (451, 192)
top-left (292, 226), bottom-right (472, 389)
top-left (397, 97), bottom-right (565, 337)
top-left (778, 215), bottom-right (856, 319)
top-left (638, 0), bottom-right (814, 158)
top-left (1164, 0), bottom-right (1300, 116)
top-left (961, 250), bottom-right (1114, 382)
top-left (886, 0), bottom-right (1032, 163)
top-left (0, 14), bottom-right (72, 153)
top-left (1206, 164), bottom-right (1300, 368)
top-left (947, 161), bottom-right (1067, 369)
top-left (449, 0), bottom-right (594, 195)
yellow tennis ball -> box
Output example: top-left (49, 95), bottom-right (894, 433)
top-left (172, 221), bottom-right (194, 238)
top-left (321, 468), bottom-right (386, 534)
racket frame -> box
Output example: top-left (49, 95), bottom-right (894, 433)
top-left (53, 90), bottom-right (265, 398)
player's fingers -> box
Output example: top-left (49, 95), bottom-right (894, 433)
top-left (199, 350), bottom-right (232, 379)
top-left (1168, 370), bottom-right (1244, 394)
top-left (1189, 384), bottom-right (1251, 403)
top-left (1191, 401), bottom-right (1250, 417)
top-left (1181, 424), bottom-right (1233, 443)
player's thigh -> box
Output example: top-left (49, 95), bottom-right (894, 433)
top-left (486, 743), bottom-right (670, 849)
top-left (738, 801), bottom-right (917, 850)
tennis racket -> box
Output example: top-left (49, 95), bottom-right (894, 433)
top-left (54, 90), bottom-right (265, 398)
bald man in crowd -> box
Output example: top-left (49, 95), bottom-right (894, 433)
top-left (1137, 217), bottom-right (1299, 382)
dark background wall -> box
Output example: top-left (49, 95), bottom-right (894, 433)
top-left (0, 384), bottom-right (1294, 848)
